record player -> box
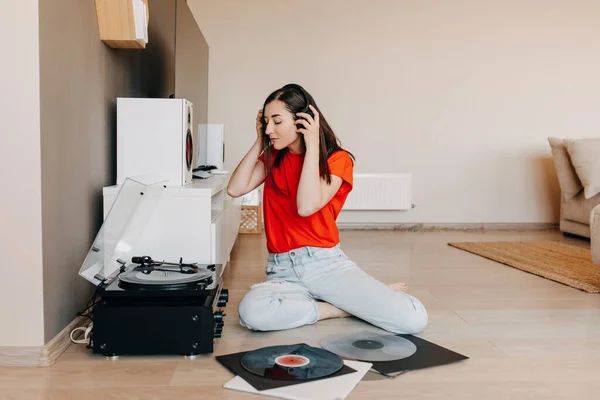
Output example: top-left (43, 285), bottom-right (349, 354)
top-left (79, 177), bottom-right (228, 358)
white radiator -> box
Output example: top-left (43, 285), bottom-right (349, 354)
top-left (343, 173), bottom-right (412, 210)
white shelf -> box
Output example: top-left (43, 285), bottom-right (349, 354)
top-left (211, 207), bottom-right (225, 223)
top-left (103, 176), bottom-right (230, 198)
top-left (102, 175), bottom-right (240, 266)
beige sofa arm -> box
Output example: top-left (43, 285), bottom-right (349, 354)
top-left (592, 205), bottom-right (600, 264)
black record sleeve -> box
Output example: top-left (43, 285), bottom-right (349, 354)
top-left (216, 343), bottom-right (357, 391)
top-left (369, 334), bottom-right (468, 375)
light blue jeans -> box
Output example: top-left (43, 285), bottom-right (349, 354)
top-left (238, 244), bottom-right (428, 334)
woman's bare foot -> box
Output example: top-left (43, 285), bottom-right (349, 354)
top-left (388, 281), bottom-right (409, 293)
top-left (317, 302), bottom-right (351, 321)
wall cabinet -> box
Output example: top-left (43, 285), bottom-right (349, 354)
top-left (95, 0), bottom-right (149, 49)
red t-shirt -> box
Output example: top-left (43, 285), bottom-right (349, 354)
top-left (258, 150), bottom-right (354, 253)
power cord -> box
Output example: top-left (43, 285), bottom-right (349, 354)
top-left (70, 322), bottom-right (93, 344)
top-left (70, 272), bottom-right (112, 346)
top-left (70, 266), bottom-right (128, 347)
top-left (70, 283), bottom-right (104, 346)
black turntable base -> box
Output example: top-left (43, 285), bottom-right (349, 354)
top-left (92, 256), bottom-right (228, 357)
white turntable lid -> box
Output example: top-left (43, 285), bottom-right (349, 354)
top-left (78, 177), bottom-right (167, 286)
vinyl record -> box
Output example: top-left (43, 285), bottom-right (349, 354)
top-left (240, 344), bottom-right (344, 380)
top-left (321, 330), bottom-right (417, 362)
top-left (118, 268), bottom-right (212, 290)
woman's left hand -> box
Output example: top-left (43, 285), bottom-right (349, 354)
top-left (296, 105), bottom-right (320, 145)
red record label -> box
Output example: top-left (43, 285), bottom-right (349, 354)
top-left (275, 355), bottom-right (310, 367)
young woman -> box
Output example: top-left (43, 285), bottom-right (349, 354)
top-left (227, 84), bottom-right (428, 334)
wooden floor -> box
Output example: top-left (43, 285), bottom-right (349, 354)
top-left (2, 230), bottom-right (599, 399)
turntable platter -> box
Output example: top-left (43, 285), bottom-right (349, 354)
top-left (118, 268), bottom-right (212, 290)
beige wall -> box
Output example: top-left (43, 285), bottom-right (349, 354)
top-left (1, 0), bottom-right (207, 348)
top-left (175, 0), bottom-right (209, 127)
top-left (37, 0), bottom-right (177, 343)
top-left (0, 0), bottom-right (45, 347)
top-left (37, 0), bottom-right (184, 343)
top-left (189, 0), bottom-right (600, 225)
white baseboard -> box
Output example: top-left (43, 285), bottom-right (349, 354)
top-left (0, 316), bottom-right (88, 367)
top-left (337, 222), bottom-right (559, 231)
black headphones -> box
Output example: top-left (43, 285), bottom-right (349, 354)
top-left (282, 84), bottom-right (314, 129)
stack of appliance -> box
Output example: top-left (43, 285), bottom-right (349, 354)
top-left (78, 98), bottom-right (228, 358)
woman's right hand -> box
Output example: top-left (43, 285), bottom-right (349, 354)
top-left (256, 109), bottom-right (264, 143)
